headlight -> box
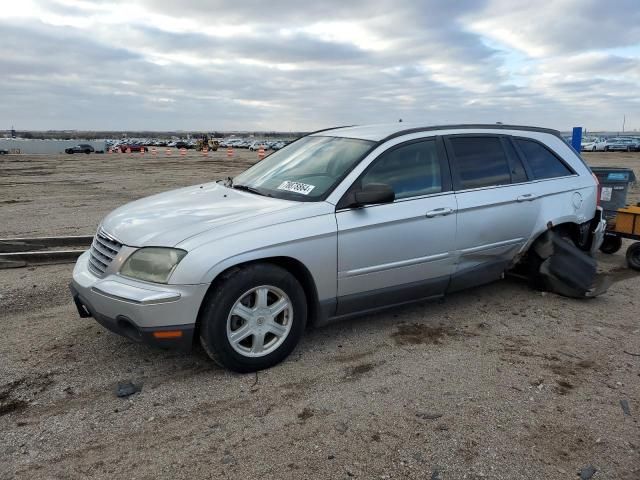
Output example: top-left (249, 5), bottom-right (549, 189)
top-left (120, 247), bottom-right (187, 284)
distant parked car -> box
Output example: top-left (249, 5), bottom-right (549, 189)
top-left (119, 144), bottom-right (148, 153)
top-left (580, 137), bottom-right (600, 152)
top-left (174, 141), bottom-right (195, 150)
top-left (603, 137), bottom-right (638, 152)
top-left (65, 144), bottom-right (95, 154)
top-left (249, 141), bottom-right (268, 151)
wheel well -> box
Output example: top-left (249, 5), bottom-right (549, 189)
top-left (527, 221), bottom-right (586, 256)
top-left (194, 256), bottom-right (321, 340)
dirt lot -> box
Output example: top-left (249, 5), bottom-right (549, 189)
top-left (1, 149), bottom-right (639, 479)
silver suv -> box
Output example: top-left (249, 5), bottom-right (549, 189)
top-left (70, 124), bottom-right (606, 372)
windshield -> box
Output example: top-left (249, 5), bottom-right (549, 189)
top-left (232, 135), bottom-right (375, 200)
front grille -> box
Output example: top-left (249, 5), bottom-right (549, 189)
top-left (88, 229), bottom-right (123, 277)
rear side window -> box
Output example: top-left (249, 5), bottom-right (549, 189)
top-left (361, 139), bottom-right (442, 199)
top-left (515, 139), bottom-right (573, 179)
top-left (448, 136), bottom-right (511, 189)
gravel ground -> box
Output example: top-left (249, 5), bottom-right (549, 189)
top-left (1, 150), bottom-right (639, 479)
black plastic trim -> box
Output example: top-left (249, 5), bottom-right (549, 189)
top-left (335, 275), bottom-right (449, 317)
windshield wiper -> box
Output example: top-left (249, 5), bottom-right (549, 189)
top-left (231, 183), bottom-right (270, 197)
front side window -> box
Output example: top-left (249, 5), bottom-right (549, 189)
top-left (449, 136), bottom-right (511, 189)
top-left (515, 138), bottom-right (573, 179)
top-left (360, 140), bottom-right (442, 200)
top-left (232, 136), bottom-right (374, 200)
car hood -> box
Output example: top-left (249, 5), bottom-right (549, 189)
top-left (100, 182), bottom-right (304, 247)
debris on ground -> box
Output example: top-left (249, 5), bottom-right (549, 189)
top-left (579, 465), bottom-right (597, 479)
top-left (620, 399), bottom-right (631, 416)
top-left (115, 381), bottom-right (142, 398)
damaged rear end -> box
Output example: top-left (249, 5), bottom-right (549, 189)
top-left (530, 210), bottom-right (610, 298)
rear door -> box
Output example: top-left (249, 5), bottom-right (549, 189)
top-left (444, 134), bottom-right (539, 290)
top-left (335, 137), bottom-right (457, 315)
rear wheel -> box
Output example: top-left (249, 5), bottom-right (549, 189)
top-left (599, 234), bottom-right (623, 254)
top-left (626, 242), bottom-right (640, 271)
top-left (199, 263), bottom-right (307, 372)
top-left (84, 149), bottom-right (91, 154)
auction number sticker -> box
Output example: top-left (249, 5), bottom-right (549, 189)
top-left (600, 187), bottom-right (612, 202)
top-left (278, 180), bottom-right (315, 195)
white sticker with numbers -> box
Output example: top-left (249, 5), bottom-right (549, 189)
top-left (600, 187), bottom-right (612, 202)
top-left (277, 180), bottom-right (315, 195)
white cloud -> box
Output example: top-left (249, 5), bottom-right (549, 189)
top-left (1, 0), bottom-right (639, 131)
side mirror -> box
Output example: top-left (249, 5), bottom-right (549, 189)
top-left (349, 183), bottom-right (395, 207)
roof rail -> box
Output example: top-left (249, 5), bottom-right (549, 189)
top-left (379, 124), bottom-right (562, 143)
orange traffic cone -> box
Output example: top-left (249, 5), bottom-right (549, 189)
top-left (258, 146), bottom-right (265, 160)
top-left (227, 147), bottom-right (233, 158)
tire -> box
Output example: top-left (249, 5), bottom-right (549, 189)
top-left (84, 149), bottom-right (91, 154)
top-left (592, 146), bottom-right (596, 152)
top-left (199, 263), bottom-right (307, 372)
top-left (599, 235), bottom-right (623, 254)
top-left (67, 150), bottom-right (74, 154)
top-left (626, 242), bottom-right (640, 271)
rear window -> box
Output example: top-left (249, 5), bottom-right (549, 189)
top-left (515, 139), bottom-right (573, 179)
top-left (448, 136), bottom-right (511, 189)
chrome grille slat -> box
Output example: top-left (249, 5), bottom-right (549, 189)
top-left (88, 256), bottom-right (107, 273)
top-left (91, 240), bottom-right (116, 260)
top-left (89, 228), bottom-right (123, 278)
top-left (96, 233), bottom-right (120, 250)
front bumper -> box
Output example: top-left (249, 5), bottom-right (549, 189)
top-left (70, 251), bottom-right (209, 350)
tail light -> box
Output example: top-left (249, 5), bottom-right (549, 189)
top-left (592, 172), bottom-right (601, 207)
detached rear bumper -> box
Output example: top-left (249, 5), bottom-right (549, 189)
top-left (70, 251), bottom-right (209, 351)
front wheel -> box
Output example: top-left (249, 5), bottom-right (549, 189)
top-left (199, 263), bottom-right (307, 372)
top-left (627, 242), bottom-right (640, 271)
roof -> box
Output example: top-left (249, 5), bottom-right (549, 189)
top-left (310, 123), bottom-right (562, 142)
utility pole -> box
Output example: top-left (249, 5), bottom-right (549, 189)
top-left (622, 115), bottom-right (626, 133)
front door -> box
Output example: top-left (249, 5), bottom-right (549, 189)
top-left (335, 137), bottom-right (457, 315)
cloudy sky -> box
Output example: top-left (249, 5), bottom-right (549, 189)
top-left (3, 0), bottom-right (640, 131)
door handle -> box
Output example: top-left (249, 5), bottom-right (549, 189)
top-left (516, 193), bottom-right (536, 202)
top-left (426, 207), bottom-right (454, 218)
